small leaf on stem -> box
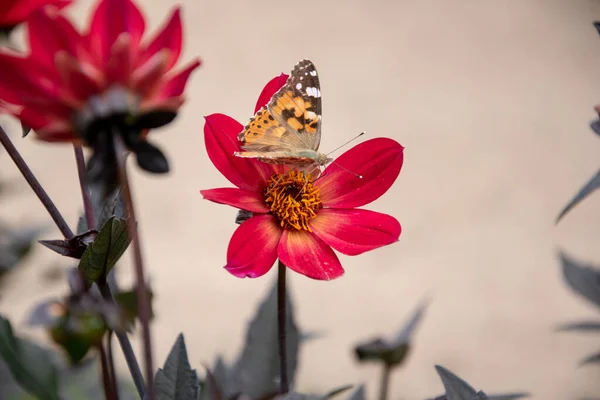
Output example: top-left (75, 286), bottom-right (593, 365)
top-left (155, 333), bottom-right (200, 400)
top-left (78, 217), bottom-right (130, 286)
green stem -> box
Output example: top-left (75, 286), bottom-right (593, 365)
top-left (114, 134), bottom-right (155, 400)
top-left (378, 363), bottom-right (392, 400)
top-left (277, 260), bottom-right (289, 394)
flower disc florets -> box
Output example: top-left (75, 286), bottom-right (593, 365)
top-left (264, 170), bottom-right (322, 231)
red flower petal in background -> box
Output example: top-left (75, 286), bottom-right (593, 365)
top-left (0, 0), bottom-right (201, 183)
top-left (0, 0), bottom-right (71, 29)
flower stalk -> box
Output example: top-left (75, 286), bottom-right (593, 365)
top-left (114, 133), bottom-right (155, 400)
top-left (74, 144), bottom-right (146, 398)
top-left (378, 363), bottom-right (392, 400)
top-left (277, 260), bottom-right (289, 394)
top-left (98, 342), bottom-right (118, 400)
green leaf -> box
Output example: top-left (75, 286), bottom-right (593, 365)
top-left (0, 315), bottom-right (60, 400)
top-left (434, 365), bottom-right (478, 400)
top-left (156, 333), bottom-right (200, 400)
top-left (434, 366), bottom-right (529, 400)
top-left (229, 279), bottom-right (300, 399)
top-left (559, 252), bottom-right (600, 310)
top-left (78, 217), bottom-right (130, 286)
top-left (556, 169), bottom-right (600, 223)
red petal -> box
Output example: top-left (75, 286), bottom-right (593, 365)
top-left (254, 73), bottom-right (288, 113)
top-left (0, 53), bottom-right (62, 104)
top-left (87, 0), bottom-right (145, 67)
top-left (225, 215), bottom-right (281, 278)
top-left (318, 138), bottom-right (404, 208)
top-left (106, 33), bottom-right (133, 85)
top-left (27, 7), bottom-right (79, 71)
top-left (278, 230), bottom-right (344, 280)
top-left (204, 113), bottom-right (279, 191)
top-left (131, 50), bottom-right (169, 97)
top-left (55, 52), bottom-right (101, 103)
top-left (0, 0), bottom-right (72, 26)
top-left (310, 209), bottom-right (401, 255)
top-left (200, 187), bottom-right (269, 213)
top-left (154, 59), bottom-right (201, 100)
top-left (138, 7), bottom-right (182, 71)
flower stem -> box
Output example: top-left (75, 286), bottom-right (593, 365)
top-left (114, 134), bottom-right (155, 400)
top-left (73, 144), bottom-right (145, 399)
top-left (378, 363), bottom-right (392, 400)
top-left (98, 343), bottom-right (118, 400)
top-left (99, 282), bottom-right (145, 398)
top-left (106, 332), bottom-right (120, 400)
top-left (0, 125), bottom-right (74, 238)
top-left (73, 145), bottom-right (97, 230)
top-left (277, 260), bottom-right (289, 394)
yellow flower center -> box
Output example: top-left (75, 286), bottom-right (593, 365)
top-left (264, 170), bottom-right (322, 231)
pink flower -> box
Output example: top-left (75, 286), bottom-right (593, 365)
top-left (0, 0), bottom-right (71, 30)
top-left (201, 74), bottom-right (403, 280)
top-left (0, 0), bottom-right (200, 178)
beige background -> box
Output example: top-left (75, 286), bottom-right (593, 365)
top-left (2, 0), bottom-right (600, 398)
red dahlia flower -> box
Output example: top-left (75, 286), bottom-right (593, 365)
top-left (0, 0), bottom-right (70, 32)
top-left (0, 0), bottom-right (200, 182)
top-left (201, 75), bottom-right (403, 280)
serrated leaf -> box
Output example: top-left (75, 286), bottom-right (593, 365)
top-left (229, 279), bottom-right (299, 399)
top-left (0, 315), bottom-right (60, 400)
top-left (78, 217), bottom-right (130, 286)
top-left (556, 321), bottom-right (600, 333)
top-left (556, 170), bottom-right (600, 223)
top-left (435, 365), bottom-right (478, 400)
top-left (559, 252), bottom-right (600, 309)
top-left (346, 385), bottom-right (365, 400)
top-left (156, 333), bottom-right (200, 400)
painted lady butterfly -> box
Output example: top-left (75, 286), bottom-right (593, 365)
top-left (234, 59), bottom-right (332, 169)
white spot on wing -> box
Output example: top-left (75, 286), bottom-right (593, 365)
top-left (306, 87), bottom-right (321, 98)
top-left (296, 83), bottom-right (302, 89)
top-left (310, 70), bottom-right (317, 76)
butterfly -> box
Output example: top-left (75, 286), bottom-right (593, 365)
top-left (234, 59), bottom-right (332, 170)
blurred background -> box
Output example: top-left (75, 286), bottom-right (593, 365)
top-left (2, 0), bottom-right (600, 398)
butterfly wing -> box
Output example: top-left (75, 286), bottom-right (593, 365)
top-left (237, 59), bottom-right (322, 156)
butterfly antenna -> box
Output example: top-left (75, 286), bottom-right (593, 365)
top-left (326, 131), bottom-right (366, 156)
top-left (331, 161), bottom-right (362, 179)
